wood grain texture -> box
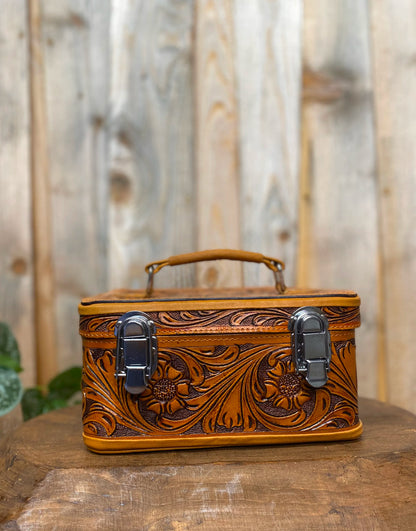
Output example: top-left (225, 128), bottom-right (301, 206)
top-left (40, 0), bottom-right (111, 371)
top-left (0, 1), bottom-right (36, 386)
top-left (29, 0), bottom-right (58, 385)
top-left (1, 399), bottom-right (415, 528)
top-left (301, 1), bottom-right (380, 400)
top-left (370, 0), bottom-right (416, 410)
top-left (234, 0), bottom-right (303, 288)
top-left (108, 0), bottom-right (195, 292)
top-left (0, 405), bottom-right (22, 440)
top-left (195, 0), bottom-right (241, 289)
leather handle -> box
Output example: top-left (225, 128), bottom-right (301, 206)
top-left (144, 249), bottom-right (286, 297)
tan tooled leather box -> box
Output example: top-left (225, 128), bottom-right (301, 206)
top-left (79, 250), bottom-right (362, 453)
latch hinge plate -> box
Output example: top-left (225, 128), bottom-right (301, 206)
top-left (288, 307), bottom-right (332, 388)
top-left (114, 311), bottom-right (158, 394)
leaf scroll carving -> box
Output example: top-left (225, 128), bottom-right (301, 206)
top-left (79, 306), bottom-right (360, 337)
top-left (82, 338), bottom-right (359, 438)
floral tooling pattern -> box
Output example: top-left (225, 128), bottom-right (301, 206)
top-left (141, 359), bottom-right (190, 416)
top-left (82, 339), bottom-right (358, 438)
top-left (79, 306), bottom-right (360, 337)
top-left (263, 358), bottom-right (312, 411)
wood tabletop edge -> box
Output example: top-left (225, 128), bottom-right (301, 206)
top-left (1, 397), bottom-right (415, 526)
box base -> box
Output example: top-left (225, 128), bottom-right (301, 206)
top-left (83, 420), bottom-right (363, 454)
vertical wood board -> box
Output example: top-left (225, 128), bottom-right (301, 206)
top-left (301, 0), bottom-right (379, 399)
top-left (41, 0), bottom-right (111, 371)
top-left (29, 0), bottom-right (59, 385)
top-left (108, 0), bottom-right (196, 292)
top-left (195, 0), bottom-right (241, 289)
top-left (370, 0), bottom-right (416, 411)
top-left (234, 0), bottom-right (303, 288)
top-left (0, 1), bottom-right (35, 386)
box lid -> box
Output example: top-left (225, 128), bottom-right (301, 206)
top-left (79, 287), bottom-right (360, 338)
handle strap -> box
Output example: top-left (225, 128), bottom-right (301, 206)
top-left (144, 249), bottom-right (286, 297)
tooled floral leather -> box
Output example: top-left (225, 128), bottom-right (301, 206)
top-left (82, 338), bottom-right (358, 438)
top-left (79, 306), bottom-right (360, 337)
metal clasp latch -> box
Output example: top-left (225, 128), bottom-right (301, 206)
top-left (288, 307), bottom-right (331, 388)
top-left (114, 311), bottom-right (158, 394)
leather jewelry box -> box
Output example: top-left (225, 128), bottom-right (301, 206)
top-left (79, 250), bottom-right (362, 453)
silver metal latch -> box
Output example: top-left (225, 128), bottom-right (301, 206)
top-left (114, 311), bottom-right (158, 394)
top-left (288, 307), bottom-right (331, 388)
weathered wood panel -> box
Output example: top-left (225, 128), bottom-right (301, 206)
top-left (234, 0), bottom-right (303, 288)
top-left (0, 1), bottom-right (35, 386)
top-left (301, 0), bottom-right (379, 399)
top-left (108, 0), bottom-right (195, 292)
top-left (29, 0), bottom-right (58, 385)
top-left (195, 0), bottom-right (241, 289)
top-left (370, 0), bottom-right (416, 410)
top-left (40, 0), bottom-right (111, 371)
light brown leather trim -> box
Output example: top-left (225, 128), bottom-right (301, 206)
top-left (83, 421), bottom-right (363, 453)
top-left (146, 249), bottom-right (285, 272)
top-left (79, 322), bottom-right (359, 339)
top-left (81, 329), bottom-right (355, 349)
top-left (79, 295), bottom-right (360, 316)
top-left (122, 321), bottom-right (359, 336)
top-left (81, 287), bottom-right (359, 303)
top-left (157, 330), bottom-right (354, 347)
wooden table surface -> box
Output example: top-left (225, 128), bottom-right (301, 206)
top-left (0, 398), bottom-right (415, 530)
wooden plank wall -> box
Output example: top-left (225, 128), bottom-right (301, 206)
top-left (0, 1), bottom-right (35, 387)
top-left (0, 0), bottom-right (415, 413)
top-left (39, 1), bottom-right (111, 382)
top-left (235, 1), bottom-right (302, 288)
top-left (301, 0), bottom-right (380, 401)
top-left (371, 0), bottom-right (416, 410)
top-left (195, 0), bottom-right (242, 288)
top-left (108, 0), bottom-right (195, 292)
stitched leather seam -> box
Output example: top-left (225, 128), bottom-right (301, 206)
top-left (79, 322), bottom-right (359, 338)
top-left (82, 330), bottom-right (354, 348)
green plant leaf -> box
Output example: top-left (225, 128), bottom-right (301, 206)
top-left (0, 354), bottom-right (22, 372)
top-left (0, 367), bottom-right (23, 416)
top-left (21, 388), bottom-right (46, 421)
top-left (21, 367), bottom-right (82, 421)
top-left (0, 323), bottom-right (22, 372)
top-left (47, 366), bottom-right (82, 401)
top-left (44, 398), bottom-right (68, 411)
top-left (22, 387), bottom-right (77, 421)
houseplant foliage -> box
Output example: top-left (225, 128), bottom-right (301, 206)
top-left (21, 366), bottom-right (82, 421)
top-left (0, 322), bottom-right (81, 421)
top-left (0, 323), bottom-right (23, 416)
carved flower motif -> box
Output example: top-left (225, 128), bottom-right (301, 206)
top-left (141, 359), bottom-right (189, 416)
top-left (264, 359), bottom-right (312, 410)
